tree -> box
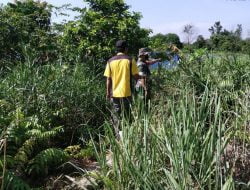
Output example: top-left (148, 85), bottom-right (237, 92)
top-left (219, 35), bottom-right (241, 52)
top-left (193, 35), bottom-right (207, 49)
top-left (183, 24), bottom-right (197, 44)
top-left (241, 38), bottom-right (250, 54)
top-left (0, 0), bottom-right (56, 64)
top-left (60, 0), bottom-right (151, 64)
top-left (150, 33), bottom-right (182, 51)
top-left (208, 21), bottom-right (243, 52)
top-left (209, 21), bottom-right (223, 35)
top-left (234, 24), bottom-right (242, 39)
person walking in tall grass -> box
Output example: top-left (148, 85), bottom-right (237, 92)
top-left (104, 40), bottom-right (139, 137)
top-left (135, 48), bottom-right (160, 105)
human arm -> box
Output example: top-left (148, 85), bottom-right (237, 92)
top-left (145, 58), bottom-right (161, 66)
top-left (104, 63), bottom-right (112, 100)
top-left (106, 77), bottom-right (112, 100)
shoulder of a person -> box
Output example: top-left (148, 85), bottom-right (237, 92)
top-left (108, 54), bottom-right (132, 63)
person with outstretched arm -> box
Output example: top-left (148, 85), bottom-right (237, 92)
top-left (135, 48), bottom-right (161, 105)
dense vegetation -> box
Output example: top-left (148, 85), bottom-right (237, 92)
top-left (0, 0), bottom-right (249, 189)
top-left (94, 51), bottom-right (250, 190)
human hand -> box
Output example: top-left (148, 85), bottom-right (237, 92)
top-left (106, 93), bottom-right (111, 100)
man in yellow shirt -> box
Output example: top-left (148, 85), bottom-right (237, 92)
top-left (104, 40), bottom-right (139, 134)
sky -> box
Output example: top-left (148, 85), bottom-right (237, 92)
top-left (1, 0), bottom-right (250, 41)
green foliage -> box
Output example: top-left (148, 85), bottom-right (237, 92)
top-left (0, 0), bottom-right (58, 65)
top-left (27, 148), bottom-right (68, 176)
top-left (0, 61), bottom-right (107, 141)
top-left (241, 39), bottom-right (250, 55)
top-left (65, 144), bottom-right (96, 159)
top-left (0, 106), bottom-right (68, 187)
top-left (177, 49), bottom-right (250, 98)
top-left (60, 0), bottom-right (151, 65)
top-left (92, 51), bottom-right (249, 189)
top-left (2, 171), bottom-right (30, 190)
top-left (207, 21), bottom-right (242, 52)
top-left (0, 1), bottom-right (249, 189)
top-left (94, 90), bottom-right (234, 189)
top-left (0, 59), bottom-right (107, 188)
top-left (193, 35), bottom-right (208, 49)
top-left (64, 145), bottom-right (82, 157)
top-left (150, 33), bottom-right (182, 51)
top-left (210, 34), bottom-right (241, 52)
top-left (186, 22), bottom-right (246, 52)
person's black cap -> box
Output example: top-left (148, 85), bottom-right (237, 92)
top-left (116, 40), bottom-right (128, 48)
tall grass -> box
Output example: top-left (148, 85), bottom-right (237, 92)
top-left (0, 60), bottom-right (107, 143)
top-left (0, 59), bottom-right (107, 188)
top-left (94, 89), bottom-right (235, 189)
top-left (91, 51), bottom-right (249, 190)
top-left (1, 50), bottom-right (249, 189)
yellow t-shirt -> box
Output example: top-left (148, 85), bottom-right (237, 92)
top-left (104, 53), bottom-right (138, 97)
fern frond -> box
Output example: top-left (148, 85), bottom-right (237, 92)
top-left (15, 138), bottom-right (36, 164)
top-left (14, 126), bottom-right (63, 164)
top-left (5, 124), bottom-right (27, 147)
top-left (5, 111), bottom-right (46, 149)
top-left (38, 126), bottom-right (63, 140)
top-left (27, 148), bottom-right (69, 176)
top-left (24, 115), bottom-right (44, 130)
top-left (27, 126), bottom-right (63, 140)
top-left (2, 170), bottom-right (30, 190)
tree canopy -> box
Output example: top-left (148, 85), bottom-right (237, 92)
top-left (60, 0), bottom-right (151, 63)
top-left (0, 0), bottom-right (56, 63)
top-left (208, 21), bottom-right (243, 52)
top-left (150, 33), bottom-right (182, 51)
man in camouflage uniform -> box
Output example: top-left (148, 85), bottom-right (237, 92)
top-left (135, 48), bottom-right (160, 105)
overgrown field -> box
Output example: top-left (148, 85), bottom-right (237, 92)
top-left (94, 51), bottom-right (250, 190)
top-left (0, 59), bottom-right (108, 189)
top-left (1, 51), bottom-right (250, 189)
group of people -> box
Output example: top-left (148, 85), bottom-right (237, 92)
top-left (104, 40), bottom-right (160, 136)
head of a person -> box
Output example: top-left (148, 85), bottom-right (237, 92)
top-left (138, 48), bottom-right (151, 61)
top-left (116, 40), bottom-right (128, 53)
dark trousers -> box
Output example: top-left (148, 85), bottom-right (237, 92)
top-left (110, 96), bottom-right (132, 136)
